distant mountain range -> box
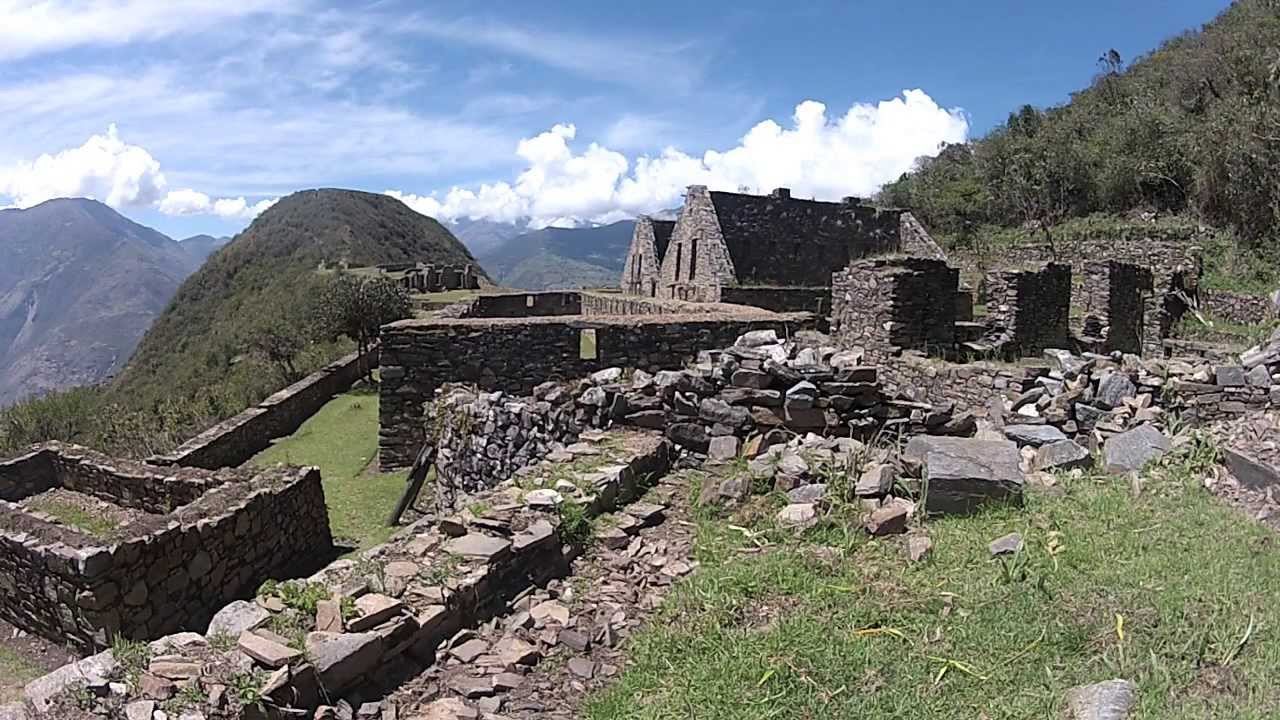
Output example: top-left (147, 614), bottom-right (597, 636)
top-left (0, 199), bottom-right (211, 406)
top-left (450, 217), bottom-right (666, 291)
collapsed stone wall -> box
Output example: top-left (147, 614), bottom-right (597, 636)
top-left (0, 444), bottom-right (332, 651)
top-left (150, 349), bottom-right (376, 470)
top-left (378, 312), bottom-right (810, 468)
top-left (1202, 289), bottom-right (1276, 326)
top-left (579, 292), bottom-right (730, 316)
top-left (881, 354), bottom-right (1040, 416)
top-left (831, 257), bottom-right (958, 362)
top-left (1080, 261), bottom-right (1154, 354)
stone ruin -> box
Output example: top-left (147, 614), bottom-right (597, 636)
top-left (392, 263), bottom-right (481, 293)
top-left (0, 444), bottom-right (332, 652)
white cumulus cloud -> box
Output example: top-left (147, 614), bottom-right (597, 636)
top-left (158, 189), bottom-right (277, 219)
top-left (389, 90), bottom-right (969, 228)
top-left (0, 124), bottom-right (276, 220)
top-left (0, 124), bottom-right (168, 208)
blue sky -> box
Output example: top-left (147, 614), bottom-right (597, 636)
top-left (0, 0), bottom-right (1232, 238)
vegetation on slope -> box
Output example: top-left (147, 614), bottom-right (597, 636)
top-left (478, 221), bottom-right (633, 290)
top-left (0, 189), bottom-right (481, 458)
top-left (881, 0), bottom-right (1280, 284)
top-left (589, 437), bottom-right (1280, 719)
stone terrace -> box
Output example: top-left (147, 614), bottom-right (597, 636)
top-left (0, 444), bottom-right (332, 651)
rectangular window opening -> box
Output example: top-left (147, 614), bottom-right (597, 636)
top-left (674, 243), bottom-right (683, 281)
top-left (579, 328), bottom-right (598, 360)
top-left (690, 238), bottom-right (698, 278)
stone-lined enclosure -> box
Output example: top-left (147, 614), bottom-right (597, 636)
top-left (0, 444), bottom-right (332, 651)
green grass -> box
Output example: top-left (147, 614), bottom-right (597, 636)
top-left (24, 497), bottom-right (119, 538)
top-left (252, 390), bottom-right (407, 551)
top-left (0, 645), bottom-right (45, 703)
top-left (587, 439), bottom-right (1280, 719)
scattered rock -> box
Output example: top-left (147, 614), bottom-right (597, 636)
top-left (786, 483), bottom-right (828, 505)
top-left (988, 532), bottom-right (1024, 557)
top-left (207, 600), bottom-right (270, 638)
top-left (1096, 373), bottom-right (1137, 410)
top-left (707, 436), bottom-right (741, 464)
top-left (907, 535), bottom-right (933, 561)
top-left (864, 504), bottom-right (908, 536)
top-left (1103, 424), bottom-right (1170, 474)
top-left (776, 503), bottom-right (818, 529)
top-left (237, 631), bottom-right (301, 668)
top-left (855, 462), bottom-right (895, 497)
top-left (1034, 440), bottom-right (1093, 472)
top-left (305, 631), bottom-right (384, 692)
top-left (1063, 679), bottom-right (1137, 719)
top-left (1002, 424), bottom-right (1068, 448)
top-left (905, 436), bottom-right (1025, 516)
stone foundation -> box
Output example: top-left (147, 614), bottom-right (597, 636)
top-left (982, 263), bottom-right (1071, 356)
top-left (0, 444), bottom-right (332, 651)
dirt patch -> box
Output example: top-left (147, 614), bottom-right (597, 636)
top-left (1185, 663), bottom-right (1245, 702)
top-left (0, 617), bottom-right (78, 704)
top-left (21, 488), bottom-right (149, 539)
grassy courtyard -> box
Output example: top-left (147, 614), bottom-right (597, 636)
top-left (251, 389), bottom-right (408, 551)
top-left (586, 437), bottom-right (1280, 719)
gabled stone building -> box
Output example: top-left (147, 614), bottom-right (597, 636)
top-left (619, 216), bottom-right (675, 296)
top-left (652, 185), bottom-right (931, 302)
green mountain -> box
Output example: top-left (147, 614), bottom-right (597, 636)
top-left (178, 234), bottom-right (231, 264)
top-left (478, 220), bottom-right (634, 290)
top-left (880, 0), bottom-right (1280, 284)
top-left (113, 188), bottom-right (489, 411)
top-left (0, 199), bottom-right (197, 407)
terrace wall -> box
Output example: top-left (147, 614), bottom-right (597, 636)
top-left (150, 349), bottom-right (376, 470)
top-left (831, 257), bottom-right (958, 362)
top-left (0, 445), bottom-right (332, 651)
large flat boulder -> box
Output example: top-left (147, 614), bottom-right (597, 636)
top-left (305, 631), bottom-right (384, 693)
top-left (905, 436), bottom-right (1024, 516)
top-left (1102, 424), bottom-right (1170, 474)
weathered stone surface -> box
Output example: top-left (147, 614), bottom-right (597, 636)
top-left (1103, 424), bottom-right (1170, 474)
top-left (864, 504), bottom-right (908, 536)
top-left (730, 369), bottom-right (772, 389)
top-left (348, 594), bottom-right (406, 632)
top-left (451, 638), bottom-right (489, 663)
top-left (1222, 448), bottom-right (1280, 490)
top-left (315, 600), bottom-right (344, 633)
top-left (530, 600), bottom-right (570, 626)
top-left (787, 484), bottom-right (828, 505)
top-left (1215, 365), bottom-right (1247, 387)
top-left (493, 636), bottom-right (540, 667)
top-left (238, 631), bottom-right (302, 668)
top-left (855, 462), bottom-right (895, 497)
top-left (666, 423), bottom-right (709, 452)
top-left (1034, 440), bottom-right (1094, 472)
top-left (305, 631), bottom-right (384, 692)
top-left (707, 435), bottom-right (741, 463)
top-left (906, 436), bottom-right (1024, 516)
top-left (445, 534), bottom-right (512, 562)
top-left (1063, 679), bottom-right (1137, 720)
top-left (784, 381), bottom-right (818, 410)
top-left (207, 600), bottom-right (271, 638)
top-left (1096, 373), bottom-right (1137, 410)
top-left (24, 649), bottom-right (117, 712)
top-left (776, 503), bottom-right (818, 528)
top-left (907, 535), bottom-right (933, 562)
top-left (1002, 424), bottom-right (1068, 448)
top-left (988, 532), bottom-right (1024, 557)
top-left (124, 700), bottom-right (155, 720)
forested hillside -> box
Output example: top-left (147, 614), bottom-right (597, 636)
top-left (880, 0), bottom-right (1280, 285)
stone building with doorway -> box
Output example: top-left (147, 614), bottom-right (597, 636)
top-left (653, 185), bottom-right (937, 303)
top-left (619, 216), bottom-right (675, 296)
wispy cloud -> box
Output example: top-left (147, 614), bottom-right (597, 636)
top-left (403, 12), bottom-right (710, 94)
top-left (0, 0), bottom-right (302, 61)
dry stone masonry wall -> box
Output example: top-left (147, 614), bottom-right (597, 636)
top-left (377, 309), bottom-right (811, 469)
top-left (0, 444), bottom-right (332, 651)
top-left (981, 263), bottom-right (1072, 357)
top-left (151, 349), bottom-right (375, 470)
top-left (831, 257), bottom-right (958, 362)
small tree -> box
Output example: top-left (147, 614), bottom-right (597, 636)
top-left (249, 321), bottom-right (309, 384)
top-left (318, 274), bottom-right (411, 377)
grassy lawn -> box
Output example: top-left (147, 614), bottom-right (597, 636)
top-left (0, 645), bottom-right (44, 703)
top-left (23, 497), bottom-right (118, 538)
top-left (587, 437), bottom-right (1280, 719)
top-left (252, 389), bottom-right (407, 551)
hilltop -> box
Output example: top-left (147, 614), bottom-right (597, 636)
top-left (880, 0), bottom-right (1280, 287)
top-left (113, 188), bottom-right (488, 412)
top-left (0, 199), bottom-right (199, 406)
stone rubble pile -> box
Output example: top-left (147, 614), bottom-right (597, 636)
top-left (8, 433), bottom-right (673, 720)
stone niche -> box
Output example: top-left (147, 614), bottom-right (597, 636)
top-left (831, 257), bottom-right (958, 362)
top-left (983, 262), bottom-right (1072, 357)
top-left (0, 443), bottom-right (332, 652)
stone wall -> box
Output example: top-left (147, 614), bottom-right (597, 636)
top-left (659, 185), bottom-right (734, 302)
top-left (831, 257), bottom-right (958, 362)
top-left (899, 211), bottom-right (948, 261)
top-left (880, 353), bottom-right (1040, 413)
top-left (1081, 262), bottom-right (1154, 354)
top-left (718, 287), bottom-right (831, 316)
top-left (150, 349), bottom-right (376, 470)
top-left (377, 311), bottom-right (811, 468)
top-left (0, 444), bottom-right (332, 651)
top-left (462, 292), bottom-right (583, 318)
top-left (982, 263), bottom-right (1071, 356)
top-left (1202, 290), bottom-right (1275, 326)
